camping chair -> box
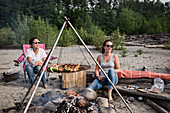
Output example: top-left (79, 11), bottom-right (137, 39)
top-left (14, 44), bottom-right (57, 87)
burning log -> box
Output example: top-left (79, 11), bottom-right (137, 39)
top-left (56, 92), bottom-right (93, 113)
top-left (56, 100), bottom-right (81, 113)
top-left (76, 98), bottom-right (92, 108)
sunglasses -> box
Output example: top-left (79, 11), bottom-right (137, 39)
top-left (33, 41), bottom-right (40, 44)
top-left (106, 45), bottom-right (113, 48)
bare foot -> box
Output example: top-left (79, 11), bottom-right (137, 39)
top-left (44, 84), bottom-right (50, 89)
top-left (109, 103), bottom-right (115, 108)
top-left (31, 85), bottom-right (35, 91)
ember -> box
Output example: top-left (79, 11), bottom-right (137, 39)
top-left (56, 90), bottom-right (93, 113)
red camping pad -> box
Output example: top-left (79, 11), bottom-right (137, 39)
top-left (117, 71), bottom-right (170, 80)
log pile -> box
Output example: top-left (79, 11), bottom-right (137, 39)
top-left (124, 33), bottom-right (170, 47)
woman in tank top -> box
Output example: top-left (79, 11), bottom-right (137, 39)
top-left (88, 40), bottom-right (121, 104)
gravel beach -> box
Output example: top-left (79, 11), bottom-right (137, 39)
top-left (0, 45), bottom-right (169, 113)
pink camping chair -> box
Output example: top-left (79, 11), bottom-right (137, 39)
top-left (14, 44), bottom-right (57, 87)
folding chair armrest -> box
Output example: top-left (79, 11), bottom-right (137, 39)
top-left (50, 56), bottom-right (57, 60)
top-left (14, 60), bottom-right (20, 66)
top-left (14, 60), bottom-right (20, 63)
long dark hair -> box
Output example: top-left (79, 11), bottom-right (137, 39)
top-left (102, 40), bottom-right (112, 54)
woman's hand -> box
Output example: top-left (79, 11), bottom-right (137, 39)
top-left (34, 61), bottom-right (43, 66)
top-left (97, 76), bottom-right (105, 81)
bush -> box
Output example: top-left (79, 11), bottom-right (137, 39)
top-left (28, 17), bottom-right (59, 48)
top-left (110, 28), bottom-right (125, 50)
top-left (0, 27), bottom-right (16, 48)
top-left (12, 14), bottom-right (58, 48)
top-left (58, 28), bottom-right (78, 47)
top-left (120, 47), bottom-right (128, 57)
top-left (163, 41), bottom-right (170, 50)
top-left (78, 27), bottom-right (91, 45)
top-left (137, 49), bottom-right (143, 55)
top-left (92, 26), bottom-right (105, 51)
top-left (134, 54), bottom-right (138, 57)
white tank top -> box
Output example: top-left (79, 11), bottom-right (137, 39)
top-left (100, 53), bottom-right (115, 78)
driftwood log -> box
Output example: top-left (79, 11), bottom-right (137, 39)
top-left (145, 98), bottom-right (169, 113)
top-left (114, 85), bottom-right (170, 101)
top-left (150, 99), bottom-right (170, 111)
top-left (118, 78), bottom-right (154, 84)
top-left (144, 45), bottom-right (165, 48)
top-left (123, 42), bottom-right (145, 46)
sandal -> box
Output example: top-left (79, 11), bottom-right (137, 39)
top-left (109, 103), bottom-right (115, 109)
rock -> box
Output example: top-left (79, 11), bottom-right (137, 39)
top-left (142, 66), bottom-right (148, 71)
top-left (43, 101), bottom-right (57, 112)
top-left (31, 91), bottom-right (63, 106)
top-left (126, 96), bottom-right (135, 104)
top-left (79, 88), bottom-right (97, 101)
top-left (3, 67), bottom-right (22, 82)
top-left (51, 97), bottom-right (65, 105)
top-left (27, 106), bottom-right (44, 113)
top-left (99, 107), bottom-right (116, 113)
top-left (96, 97), bottom-right (109, 107)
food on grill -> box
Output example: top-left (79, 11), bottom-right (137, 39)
top-left (50, 64), bottom-right (81, 72)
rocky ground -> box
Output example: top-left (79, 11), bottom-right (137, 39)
top-left (0, 44), bottom-right (169, 113)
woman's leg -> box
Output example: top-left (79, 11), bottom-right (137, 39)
top-left (25, 64), bottom-right (35, 85)
top-left (34, 66), bottom-right (46, 85)
top-left (108, 69), bottom-right (118, 89)
top-left (107, 69), bottom-right (118, 101)
top-left (88, 78), bottom-right (106, 91)
top-left (108, 89), bottom-right (113, 102)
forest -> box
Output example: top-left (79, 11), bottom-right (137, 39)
top-left (0, 0), bottom-right (169, 48)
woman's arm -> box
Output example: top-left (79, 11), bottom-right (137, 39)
top-left (114, 54), bottom-right (121, 73)
top-left (27, 57), bottom-right (33, 64)
top-left (95, 55), bottom-right (104, 81)
top-left (34, 57), bottom-right (46, 66)
top-left (95, 55), bottom-right (100, 77)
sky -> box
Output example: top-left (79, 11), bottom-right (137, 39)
top-left (160, 0), bottom-right (170, 3)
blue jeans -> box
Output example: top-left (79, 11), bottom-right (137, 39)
top-left (88, 69), bottom-right (118, 90)
top-left (25, 64), bottom-right (46, 85)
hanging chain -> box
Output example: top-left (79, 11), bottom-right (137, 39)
top-left (77, 44), bottom-right (91, 67)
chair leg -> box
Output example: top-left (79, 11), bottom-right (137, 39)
top-left (45, 71), bottom-right (50, 84)
top-left (23, 71), bottom-right (27, 88)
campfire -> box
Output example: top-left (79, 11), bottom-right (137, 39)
top-left (25, 88), bottom-right (115, 113)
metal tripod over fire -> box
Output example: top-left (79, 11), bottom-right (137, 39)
top-left (20, 16), bottom-right (133, 113)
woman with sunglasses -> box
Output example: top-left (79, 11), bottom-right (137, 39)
top-left (88, 40), bottom-right (121, 104)
top-left (25, 37), bottom-right (49, 90)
